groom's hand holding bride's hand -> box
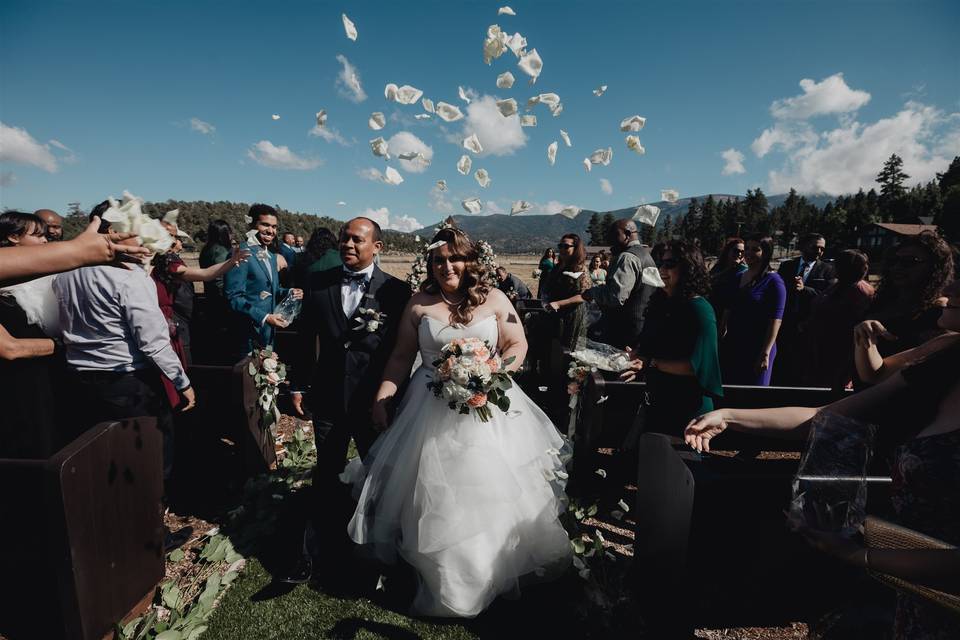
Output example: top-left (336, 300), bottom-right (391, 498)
top-left (372, 398), bottom-right (391, 432)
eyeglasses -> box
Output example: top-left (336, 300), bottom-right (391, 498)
top-left (557, 243), bottom-right (575, 250)
top-left (891, 255), bottom-right (929, 268)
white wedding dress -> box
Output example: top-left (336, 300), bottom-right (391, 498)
top-left (343, 314), bottom-right (572, 617)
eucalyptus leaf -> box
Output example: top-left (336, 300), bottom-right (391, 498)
top-left (155, 630), bottom-right (183, 640)
top-left (168, 548), bottom-right (185, 563)
top-left (122, 617), bottom-right (142, 638)
top-left (247, 362), bottom-right (257, 376)
top-left (186, 626), bottom-right (208, 640)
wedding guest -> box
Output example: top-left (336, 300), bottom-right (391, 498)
top-left (718, 234), bottom-right (786, 386)
top-left (295, 235), bottom-right (305, 251)
top-left (223, 204), bottom-right (301, 359)
top-left (544, 234), bottom-right (592, 351)
top-left (588, 254), bottom-right (607, 285)
top-left (708, 237), bottom-right (747, 319)
top-left (495, 266), bottom-right (530, 303)
top-left (151, 222), bottom-right (247, 405)
top-left (52, 235), bottom-right (195, 482)
top-left (684, 280), bottom-right (960, 639)
top-left (803, 250), bottom-right (875, 389)
top-left (863, 231), bottom-right (954, 358)
top-left (34, 209), bottom-right (64, 242)
top-left (599, 250), bottom-right (611, 272)
top-left (536, 247), bottom-right (557, 299)
top-left (199, 219), bottom-right (234, 303)
top-left (620, 241), bottom-right (722, 436)
top-left (0, 212), bottom-right (63, 458)
top-left (774, 233), bottom-right (837, 385)
top-left (279, 231), bottom-right (298, 266)
top-left (551, 220), bottom-right (658, 349)
top-left (291, 227), bottom-right (340, 289)
top-left (0, 216), bottom-right (150, 286)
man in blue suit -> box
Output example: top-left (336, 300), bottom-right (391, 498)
top-left (224, 204), bottom-right (303, 359)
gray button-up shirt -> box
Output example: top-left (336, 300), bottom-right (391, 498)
top-left (53, 264), bottom-right (191, 390)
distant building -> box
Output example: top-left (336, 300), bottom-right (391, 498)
top-left (855, 222), bottom-right (940, 263)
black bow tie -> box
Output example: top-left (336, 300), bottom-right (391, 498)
top-left (342, 271), bottom-right (370, 288)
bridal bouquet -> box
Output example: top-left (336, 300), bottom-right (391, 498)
top-left (428, 337), bottom-right (515, 422)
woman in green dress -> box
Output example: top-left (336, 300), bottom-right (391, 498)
top-left (292, 226), bottom-right (341, 288)
top-left (621, 240), bottom-right (723, 436)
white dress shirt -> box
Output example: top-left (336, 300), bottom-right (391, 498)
top-left (341, 263), bottom-right (375, 318)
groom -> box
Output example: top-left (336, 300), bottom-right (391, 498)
top-left (285, 216), bottom-right (410, 582)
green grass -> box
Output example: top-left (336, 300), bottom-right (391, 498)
top-left (203, 557), bottom-right (478, 640)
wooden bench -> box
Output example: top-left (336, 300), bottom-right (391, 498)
top-left (0, 418), bottom-right (163, 640)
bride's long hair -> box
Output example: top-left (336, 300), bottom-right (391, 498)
top-left (422, 227), bottom-right (489, 326)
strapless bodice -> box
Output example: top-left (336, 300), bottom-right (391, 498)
top-left (418, 314), bottom-right (499, 364)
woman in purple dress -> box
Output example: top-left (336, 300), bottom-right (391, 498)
top-left (719, 234), bottom-right (786, 386)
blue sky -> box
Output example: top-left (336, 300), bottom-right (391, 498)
top-left (1, 0), bottom-right (958, 231)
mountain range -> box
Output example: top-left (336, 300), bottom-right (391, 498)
top-left (425, 193), bottom-right (836, 253)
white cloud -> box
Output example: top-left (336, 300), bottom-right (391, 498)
top-left (335, 54), bottom-right (366, 103)
top-left (189, 117), bottom-right (215, 135)
top-left (770, 73), bottom-right (871, 120)
top-left (599, 178), bottom-right (613, 195)
top-left (0, 171), bottom-right (16, 187)
top-left (485, 200), bottom-right (506, 215)
top-left (386, 131), bottom-right (433, 173)
top-left (246, 140), bottom-right (321, 170)
top-left (751, 122), bottom-right (818, 157)
top-left (308, 125), bottom-right (350, 146)
top-left (358, 167), bottom-right (384, 182)
top-left (721, 148), bottom-right (746, 175)
top-left (456, 95), bottom-right (527, 156)
top-left (359, 206), bottom-right (421, 232)
top-left (428, 184), bottom-right (454, 214)
top-left (766, 103), bottom-right (960, 195)
top-left (48, 139), bottom-right (77, 163)
top-left (0, 122), bottom-right (59, 172)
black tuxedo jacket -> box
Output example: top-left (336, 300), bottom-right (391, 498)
top-left (293, 265), bottom-right (411, 422)
top-left (777, 257), bottom-right (837, 323)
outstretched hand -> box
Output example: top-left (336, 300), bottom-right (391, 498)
top-left (79, 216), bottom-right (151, 264)
top-left (683, 410), bottom-right (728, 453)
top-left (853, 319), bottom-right (897, 349)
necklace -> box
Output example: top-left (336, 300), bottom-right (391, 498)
top-left (439, 289), bottom-right (465, 306)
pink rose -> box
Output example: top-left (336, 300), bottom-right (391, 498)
top-left (438, 356), bottom-right (455, 380)
top-left (567, 382), bottom-right (581, 395)
top-left (474, 345), bottom-right (490, 360)
top-left (486, 357), bottom-right (499, 373)
top-left (266, 371), bottom-right (280, 385)
top-left (467, 392), bottom-right (488, 408)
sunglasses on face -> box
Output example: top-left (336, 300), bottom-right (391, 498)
top-left (557, 243), bottom-right (575, 250)
top-left (732, 249), bottom-right (745, 256)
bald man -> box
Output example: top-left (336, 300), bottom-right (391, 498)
top-left (35, 209), bottom-right (64, 241)
top-left (549, 219), bottom-right (657, 348)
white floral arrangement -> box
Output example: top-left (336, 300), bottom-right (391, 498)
top-left (354, 307), bottom-right (386, 332)
top-left (566, 341), bottom-right (631, 396)
top-left (247, 347), bottom-right (287, 430)
top-left (532, 268), bottom-right (542, 280)
top-left (475, 239), bottom-right (500, 288)
top-left (428, 337), bottom-right (515, 422)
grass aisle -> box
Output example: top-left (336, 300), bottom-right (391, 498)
top-left (203, 558), bottom-right (478, 640)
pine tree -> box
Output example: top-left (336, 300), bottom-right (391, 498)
top-left (600, 212), bottom-right (616, 244)
top-left (681, 198), bottom-right (700, 242)
top-left (587, 212), bottom-right (603, 245)
top-left (697, 195), bottom-right (722, 253)
top-left (937, 156), bottom-right (960, 194)
top-left (877, 154), bottom-right (911, 222)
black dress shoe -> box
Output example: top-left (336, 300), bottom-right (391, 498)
top-left (278, 553), bottom-right (313, 584)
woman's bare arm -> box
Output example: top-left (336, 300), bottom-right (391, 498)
top-left (175, 247), bottom-right (250, 282)
top-left (491, 289), bottom-right (526, 371)
top-left (0, 324), bottom-right (55, 360)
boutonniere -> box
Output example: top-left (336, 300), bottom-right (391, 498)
top-left (354, 307), bottom-right (387, 332)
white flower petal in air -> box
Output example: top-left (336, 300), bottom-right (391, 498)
top-left (595, 468), bottom-right (607, 478)
top-left (504, 32), bottom-right (527, 57)
top-left (271, 114), bottom-right (280, 120)
top-left (589, 147), bottom-right (613, 166)
top-left (642, 266), bottom-right (666, 288)
top-left (518, 49), bottom-right (543, 83)
top-left (661, 189), bottom-right (680, 203)
top-left (498, 6), bottom-right (516, 15)
top-left (496, 98), bottom-right (518, 117)
top-left (529, 93), bottom-right (560, 109)
top-left (496, 71), bottom-right (515, 89)
top-left (370, 136), bottom-right (390, 159)
top-left (384, 83), bottom-right (398, 101)
top-left (414, 114), bottom-right (431, 120)
top-left (483, 25), bottom-right (508, 65)
top-left (626, 135), bottom-right (645, 155)
top-left (619, 115), bottom-right (646, 132)
top-left (550, 103), bottom-right (564, 117)
top-left (315, 110), bottom-right (327, 127)
top-left (368, 112), bottom-right (386, 130)
top-left (560, 130), bottom-right (571, 147)
top-left (618, 498), bottom-right (631, 513)
top-left (337, 201), bottom-right (347, 206)
top-left (458, 86), bottom-right (471, 104)
top-left (342, 14), bottom-right (358, 41)
top-left (583, 158), bottom-right (591, 172)
top-left (436, 180), bottom-right (447, 192)
top-left (632, 204), bottom-right (660, 227)
top-left (474, 168), bottom-right (491, 188)
top-left (394, 85), bottom-right (423, 105)
top-left (381, 166), bottom-right (404, 186)
top-left (421, 98), bottom-right (435, 113)
top-left (457, 154), bottom-right (472, 175)
top-left (435, 102), bottom-right (464, 122)
top-left (398, 151), bottom-right (420, 160)
top-left (510, 200), bottom-right (532, 215)
top-left (520, 115), bottom-right (537, 127)
top-left (461, 197), bottom-right (483, 214)
top-left (593, 85), bottom-right (608, 97)
top-left (462, 133), bottom-right (483, 155)
top-left (560, 206), bottom-right (581, 219)
top-left (547, 141), bottom-right (558, 166)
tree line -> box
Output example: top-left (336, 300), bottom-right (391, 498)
top-left (585, 154), bottom-right (960, 255)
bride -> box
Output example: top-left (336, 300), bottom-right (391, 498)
top-left (343, 227), bottom-right (571, 617)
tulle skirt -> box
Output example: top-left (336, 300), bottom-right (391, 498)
top-left (343, 366), bottom-right (572, 617)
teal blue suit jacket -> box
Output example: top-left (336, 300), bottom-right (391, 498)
top-left (223, 241), bottom-right (289, 353)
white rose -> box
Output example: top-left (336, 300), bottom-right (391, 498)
top-left (441, 381), bottom-right (459, 400)
top-left (262, 358), bottom-right (277, 372)
top-left (367, 320), bottom-right (380, 332)
top-left (451, 364), bottom-right (470, 386)
top-left (476, 362), bottom-right (492, 382)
